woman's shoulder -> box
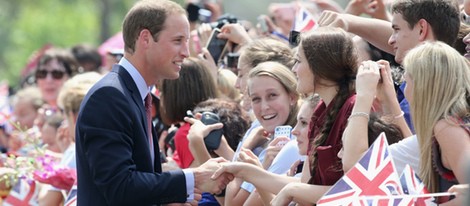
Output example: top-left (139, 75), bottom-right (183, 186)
top-left (434, 118), bottom-right (469, 138)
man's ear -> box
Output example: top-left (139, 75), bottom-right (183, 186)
top-left (417, 19), bottom-right (431, 41)
top-left (137, 29), bottom-right (153, 49)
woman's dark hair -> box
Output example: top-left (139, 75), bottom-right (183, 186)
top-left (301, 27), bottom-right (358, 181)
top-left (36, 48), bottom-right (80, 78)
top-left (160, 57), bottom-right (220, 124)
top-left (368, 114), bottom-right (404, 145)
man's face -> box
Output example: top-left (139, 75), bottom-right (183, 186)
top-left (388, 13), bottom-right (421, 64)
top-left (146, 13), bottom-right (190, 81)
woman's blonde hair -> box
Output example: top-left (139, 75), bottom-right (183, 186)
top-left (247, 61), bottom-right (300, 127)
top-left (217, 69), bottom-right (241, 102)
top-left (58, 71), bottom-right (103, 115)
top-left (403, 41), bottom-right (470, 192)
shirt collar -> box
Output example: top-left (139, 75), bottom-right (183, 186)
top-left (118, 57), bottom-right (152, 101)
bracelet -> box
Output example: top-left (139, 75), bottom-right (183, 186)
top-left (393, 111), bottom-right (405, 119)
top-left (382, 111), bottom-right (404, 123)
top-left (348, 112), bottom-right (370, 121)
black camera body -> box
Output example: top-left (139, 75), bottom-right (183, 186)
top-left (200, 111), bottom-right (223, 150)
top-left (209, 14), bottom-right (238, 29)
top-left (226, 52), bottom-right (240, 69)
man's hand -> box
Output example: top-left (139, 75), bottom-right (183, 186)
top-left (193, 157), bottom-right (234, 194)
top-left (345, 0), bottom-right (390, 21)
top-left (211, 161), bottom-right (254, 180)
top-left (318, 11), bottom-right (350, 31)
top-left (219, 23), bottom-right (252, 46)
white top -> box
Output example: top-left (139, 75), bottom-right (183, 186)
top-left (241, 139), bottom-right (302, 193)
top-left (390, 135), bottom-right (420, 173)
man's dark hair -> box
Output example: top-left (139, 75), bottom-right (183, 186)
top-left (122, 0), bottom-right (186, 54)
top-left (391, 0), bottom-right (460, 46)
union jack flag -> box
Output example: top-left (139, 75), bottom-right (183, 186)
top-left (293, 6), bottom-right (317, 32)
top-left (64, 180), bottom-right (77, 206)
top-left (400, 164), bottom-right (436, 206)
top-left (3, 179), bottom-right (39, 206)
top-left (317, 133), bottom-right (407, 206)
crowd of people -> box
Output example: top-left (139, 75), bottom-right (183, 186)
top-left (0, 0), bottom-right (469, 205)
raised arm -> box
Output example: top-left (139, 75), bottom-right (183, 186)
top-left (375, 60), bottom-right (412, 137)
top-left (318, 11), bottom-right (394, 54)
top-left (341, 60), bottom-right (380, 172)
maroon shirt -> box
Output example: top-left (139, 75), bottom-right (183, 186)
top-left (308, 94), bottom-right (356, 185)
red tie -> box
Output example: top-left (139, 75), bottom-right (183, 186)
top-left (144, 93), bottom-right (155, 166)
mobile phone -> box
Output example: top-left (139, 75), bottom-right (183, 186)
top-left (226, 52), bottom-right (240, 69)
top-left (274, 125), bottom-right (292, 147)
top-left (257, 16), bottom-right (269, 33)
top-left (289, 30), bottom-right (300, 47)
top-left (205, 28), bottom-right (228, 64)
top-left (296, 161), bottom-right (304, 174)
top-left (200, 111), bottom-right (223, 150)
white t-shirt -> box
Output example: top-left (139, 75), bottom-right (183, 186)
top-left (241, 139), bottom-right (302, 193)
top-left (390, 135), bottom-right (420, 173)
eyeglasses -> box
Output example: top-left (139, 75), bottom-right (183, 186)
top-left (35, 70), bottom-right (66, 79)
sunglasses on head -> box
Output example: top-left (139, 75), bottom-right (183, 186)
top-left (35, 70), bottom-right (66, 79)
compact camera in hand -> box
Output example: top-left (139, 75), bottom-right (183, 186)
top-left (200, 111), bottom-right (223, 150)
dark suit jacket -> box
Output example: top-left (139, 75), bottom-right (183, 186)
top-left (76, 65), bottom-right (187, 205)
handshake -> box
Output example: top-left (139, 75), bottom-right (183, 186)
top-left (192, 157), bottom-right (234, 196)
top-left (193, 157), bottom-right (255, 194)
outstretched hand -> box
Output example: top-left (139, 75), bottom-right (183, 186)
top-left (194, 157), bottom-right (234, 194)
top-left (211, 161), bottom-right (253, 180)
top-left (237, 148), bottom-right (262, 167)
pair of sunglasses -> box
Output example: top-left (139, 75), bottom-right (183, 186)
top-left (35, 70), bottom-right (66, 79)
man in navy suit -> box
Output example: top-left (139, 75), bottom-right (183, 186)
top-left (75, 0), bottom-right (232, 205)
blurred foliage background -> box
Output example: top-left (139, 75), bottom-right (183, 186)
top-left (0, 0), bottom-right (348, 90)
top-left (0, 0), bottom-right (185, 90)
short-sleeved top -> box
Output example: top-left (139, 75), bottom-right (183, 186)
top-left (308, 94), bottom-right (356, 185)
top-left (172, 123), bottom-right (194, 169)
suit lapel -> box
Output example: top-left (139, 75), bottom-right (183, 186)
top-left (113, 65), bottom-right (148, 130)
top-left (113, 65), bottom-right (160, 171)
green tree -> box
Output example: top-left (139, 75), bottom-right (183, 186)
top-left (0, 0), bottom-right (135, 90)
